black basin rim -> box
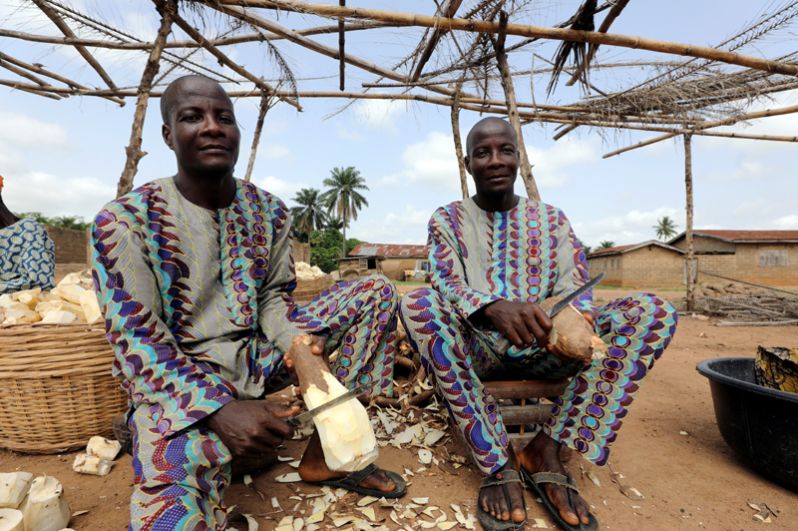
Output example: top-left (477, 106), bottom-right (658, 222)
top-left (696, 357), bottom-right (798, 405)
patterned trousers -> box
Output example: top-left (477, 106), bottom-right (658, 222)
top-left (399, 288), bottom-right (677, 475)
top-left (129, 274), bottom-right (398, 530)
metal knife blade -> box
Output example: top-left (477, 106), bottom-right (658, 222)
top-left (286, 383), bottom-right (368, 428)
top-left (548, 272), bottom-right (604, 318)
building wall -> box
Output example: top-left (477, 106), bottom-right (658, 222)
top-left (732, 243), bottom-right (798, 285)
top-left (379, 258), bottom-right (425, 281)
top-left (44, 225), bottom-right (88, 265)
top-left (292, 241), bottom-right (311, 264)
top-left (587, 255), bottom-right (623, 286)
top-left (671, 235), bottom-right (735, 254)
top-left (619, 246), bottom-right (684, 288)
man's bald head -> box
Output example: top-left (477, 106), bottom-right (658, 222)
top-left (465, 117), bottom-right (517, 156)
top-left (160, 75), bottom-right (232, 124)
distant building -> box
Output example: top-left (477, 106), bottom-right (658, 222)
top-left (587, 230), bottom-right (798, 288)
top-left (340, 243), bottom-right (429, 281)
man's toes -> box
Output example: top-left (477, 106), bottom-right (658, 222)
top-left (509, 485), bottom-right (526, 523)
top-left (546, 485), bottom-right (580, 526)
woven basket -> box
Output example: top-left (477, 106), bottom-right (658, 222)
top-left (294, 275), bottom-right (334, 304)
top-left (0, 324), bottom-right (127, 454)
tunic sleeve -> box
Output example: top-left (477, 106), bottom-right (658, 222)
top-left (428, 206), bottom-right (501, 320)
top-left (551, 208), bottom-right (593, 312)
top-left (91, 208), bottom-right (236, 438)
top-left (257, 200), bottom-right (304, 353)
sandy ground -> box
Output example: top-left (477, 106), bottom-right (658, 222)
top-left (1, 287), bottom-right (797, 530)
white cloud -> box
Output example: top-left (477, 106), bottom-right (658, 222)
top-left (354, 99), bottom-right (406, 132)
top-left (706, 159), bottom-right (766, 182)
top-left (350, 204), bottom-right (429, 244)
top-left (0, 111), bottom-right (70, 151)
top-left (525, 137), bottom-right (598, 188)
top-left (3, 171), bottom-right (114, 220)
top-left (253, 175), bottom-right (303, 201)
top-left (381, 131), bottom-right (466, 193)
top-left (773, 214), bottom-right (798, 229)
top-left (572, 206), bottom-right (682, 248)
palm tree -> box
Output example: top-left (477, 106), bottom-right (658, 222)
top-left (653, 216), bottom-right (678, 241)
top-left (320, 166), bottom-right (369, 257)
top-left (598, 240), bottom-right (615, 250)
top-left (290, 188), bottom-right (327, 242)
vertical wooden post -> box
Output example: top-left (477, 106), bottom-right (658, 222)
top-left (684, 133), bottom-right (696, 311)
top-left (117, 0), bottom-right (176, 198)
top-left (244, 92), bottom-right (274, 182)
top-left (338, 0), bottom-right (346, 90)
top-left (493, 11), bottom-right (540, 201)
top-left (450, 92), bottom-right (469, 200)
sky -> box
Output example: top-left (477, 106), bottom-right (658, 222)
top-left (1, 0), bottom-right (797, 249)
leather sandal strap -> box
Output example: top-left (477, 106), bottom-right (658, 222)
top-left (529, 471), bottom-right (579, 493)
top-left (481, 468), bottom-right (523, 488)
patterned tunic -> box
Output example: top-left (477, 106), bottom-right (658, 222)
top-left (92, 178), bottom-right (398, 529)
top-left (0, 218), bottom-right (55, 295)
top-left (400, 197), bottom-right (677, 474)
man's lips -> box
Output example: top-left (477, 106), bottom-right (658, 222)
top-left (199, 145), bottom-right (230, 152)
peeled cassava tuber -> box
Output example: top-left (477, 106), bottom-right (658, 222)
top-left (539, 297), bottom-right (606, 362)
top-left (0, 508), bottom-right (23, 531)
top-left (289, 335), bottom-right (378, 472)
top-left (72, 454), bottom-right (113, 477)
top-left (0, 472), bottom-right (33, 509)
top-left (86, 436), bottom-right (122, 461)
top-left (21, 476), bottom-right (70, 531)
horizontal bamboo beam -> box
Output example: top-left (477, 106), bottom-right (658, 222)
top-left (226, 0), bottom-right (798, 76)
top-left (0, 21), bottom-right (388, 50)
top-left (411, 0), bottom-right (464, 81)
top-left (603, 102), bottom-right (798, 157)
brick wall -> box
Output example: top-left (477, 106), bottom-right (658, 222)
top-left (44, 225), bottom-right (89, 265)
top-left (380, 258), bottom-right (424, 281)
top-left (620, 246), bottom-right (684, 288)
top-left (588, 255), bottom-right (623, 285)
top-left (292, 241), bottom-right (310, 264)
top-left (732, 243), bottom-right (798, 285)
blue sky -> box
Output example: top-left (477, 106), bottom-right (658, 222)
top-left (1, 0), bottom-right (797, 248)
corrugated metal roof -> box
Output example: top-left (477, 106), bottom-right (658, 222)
top-left (349, 243), bottom-right (429, 257)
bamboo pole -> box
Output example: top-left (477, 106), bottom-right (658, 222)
top-left (411, 0), bottom-right (464, 81)
top-left (0, 78), bottom-right (61, 100)
top-left (684, 134), bottom-right (696, 311)
top-left (603, 103), bottom-right (798, 158)
top-left (170, 12), bottom-right (301, 111)
top-left (450, 92), bottom-right (469, 200)
top-left (225, 0), bottom-right (798, 77)
top-left (244, 92), bottom-right (276, 182)
top-left (338, 0), bottom-right (346, 90)
top-left (117, 0), bottom-right (175, 198)
top-left (32, 0), bottom-right (118, 91)
top-left (493, 12), bottom-right (539, 201)
top-left (0, 22), bottom-right (388, 50)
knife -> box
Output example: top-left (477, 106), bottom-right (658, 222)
top-left (286, 383), bottom-right (368, 429)
top-left (547, 272), bottom-right (604, 318)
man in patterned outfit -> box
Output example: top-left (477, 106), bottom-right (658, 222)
top-left (92, 75), bottom-right (403, 530)
top-left (400, 117), bottom-right (677, 530)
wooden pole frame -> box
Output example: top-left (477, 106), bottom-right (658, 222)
top-left (684, 134), bottom-right (696, 311)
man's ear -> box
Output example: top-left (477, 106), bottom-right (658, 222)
top-left (162, 123), bottom-right (173, 150)
top-left (464, 156), bottom-right (471, 175)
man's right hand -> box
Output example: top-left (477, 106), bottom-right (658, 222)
top-left (206, 400), bottom-right (300, 457)
top-left (482, 299), bottom-right (553, 349)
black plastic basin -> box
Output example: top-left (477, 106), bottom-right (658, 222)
top-left (697, 357), bottom-right (798, 491)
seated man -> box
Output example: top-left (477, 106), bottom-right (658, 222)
top-left (0, 175), bottom-right (55, 295)
top-left (400, 118), bottom-right (677, 531)
top-left (92, 75), bottom-right (404, 530)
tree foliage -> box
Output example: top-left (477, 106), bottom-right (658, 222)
top-left (19, 212), bottom-right (89, 231)
top-left (598, 240), bottom-right (615, 249)
top-left (309, 228), bottom-right (361, 273)
top-left (320, 166), bottom-right (369, 257)
top-left (653, 216), bottom-right (678, 241)
top-left (290, 188), bottom-right (327, 242)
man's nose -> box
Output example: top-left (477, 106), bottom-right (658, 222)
top-left (487, 150), bottom-right (504, 166)
top-left (201, 116), bottom-right (225, 135)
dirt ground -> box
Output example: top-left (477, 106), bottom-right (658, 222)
top-left (1, 287), bottom-right (797, 530)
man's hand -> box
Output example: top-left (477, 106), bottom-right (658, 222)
top-left (482, 300), bottom-right (553, 349)
top-left (284, 334), bottom-right (326, 372)
top-left (206, 400), bottom-right (300, 457)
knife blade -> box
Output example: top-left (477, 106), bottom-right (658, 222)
top-left (286, 383), bottom-right (368, 428)
top-left (547, 272), bottom-right (604, 318)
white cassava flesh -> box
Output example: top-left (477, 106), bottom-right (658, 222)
top-left (86, 436), bottom-right (121, 461)
top-left (21, 476), bottom-right (70, 531)
top-left (0, 508), bottom-right (23, 531)
top-left (303, 371), bottom-right (378, 472)
top-left (72, 454), bottom-right (113, 476)
top-left (0, 472), bottom-right (33, 509)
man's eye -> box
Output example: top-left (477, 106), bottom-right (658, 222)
top-left (181, 114), bottom-right (200, 122)
top-left (219, 115), bottom-right (235, 124)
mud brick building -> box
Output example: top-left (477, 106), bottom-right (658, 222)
top-left (340, 243), bottom-right (429, 281)
top-left (588, 230), bottom-right (798, 288)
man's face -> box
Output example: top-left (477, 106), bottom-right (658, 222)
top-left (465, 122), bottom-right (519, 197)
top-left (162, 79), bottom-right (240, 178)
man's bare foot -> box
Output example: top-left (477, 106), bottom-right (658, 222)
top-left (518, 432), bottom-right (592, 526)
top-left (297, 432), bottom-right (397, 493)
top-left (479, 465), bottom-right (527, 524)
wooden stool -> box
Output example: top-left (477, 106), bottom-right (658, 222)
top-left (484, 379), bottom-right (570, 448)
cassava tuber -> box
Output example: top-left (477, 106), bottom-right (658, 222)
top-left (21, 476), bottom-right (70, 531)
top-left (0, 508), bottom-right (23, 531)
top-left (72, 454), bottom-right (113, 476)
top-left (0, 472), bottom-right (33, 509)
top-left (86, 436), bottom-right (121, 461)
top-left (539, 297), bottom-right (606, 362)
top-left (289, 335), bottom-right (378, 472)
